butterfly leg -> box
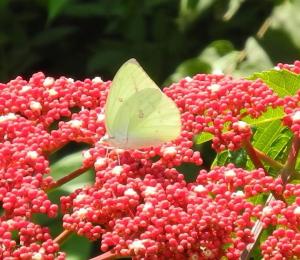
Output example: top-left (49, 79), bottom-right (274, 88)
top-left (116, 149), bottom-right (121, 165)
top-left (105, 147), bottom-right (110, 157)
top-left (104, 146), bottom-right (121, 165)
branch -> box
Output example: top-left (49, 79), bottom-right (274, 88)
top-left (254, 148), bottom-right (284, 170)
top-left (240, 194), bottom-right (276, 260)
top-left (45, 165), bottom-right (91, 192)
top-left (242, 139), bottom-right (265, 170)
top-left (240, 136), bottom-right (300, 259)
top-left (281, 135), bottom-right (300, 184)
top-left (89, 251), bottom-right (130, 260)
top-left (54, 229), bottom-right (72, 244)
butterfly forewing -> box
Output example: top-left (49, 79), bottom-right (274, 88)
top-left (104, 59), bottom-right (181, 149)
top-left (105, 59), bottom-right (154, 135)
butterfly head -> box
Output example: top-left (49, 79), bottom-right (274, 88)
top-left (99, 134), bottom-right (121, 149)
top-left (99, 134), bottom-right (112, 145)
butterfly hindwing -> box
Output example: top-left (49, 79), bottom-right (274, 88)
top-left (126, 89), bottom-right (181, 148)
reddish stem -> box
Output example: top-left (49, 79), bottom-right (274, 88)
top-left (281, 135), bottom-right (300, 185)
top-left (241, 137), bottom-right (300, 259)
top-left (45, 165), bottom-right (91, 192)
top-left (240, 194), bottom-right (276, 260)
top-left (242, 139), bottom-right (266, 170)
top-left (89, 251), bottom-right (130, 260)
top-left (54, 229), bottom-right (72, 244)
top-left (242, 139), bottom-right (285, 200)
top-left (254, 148), bottom-right (284, 170)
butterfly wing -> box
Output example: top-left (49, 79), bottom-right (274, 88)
top-left (105, 59), bottom-right (153, 136)
top-left (127, 89), bottom-right (181, 148)
top-left (104, 59), bottom-right (181, 149)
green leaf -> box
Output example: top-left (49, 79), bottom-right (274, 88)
top-left (248, 117), bottom-right (292, 173)
top-left (223, 0), bottom-right (245, 21)
top-left (178, 0), bottom-right (216, 29)
top-left (270, 0), bottom-right (300, 50)
top-left (167, 40), bottom-right (239, 83)
top-left (244, 107), bottom-right (290, 172)
top-left (251, 121), bottom-right (283, 151)
top-left (61, 233), bottom-right (92, 260)
top-left (195, 132), bottom-right (214, 145)
top-left (210, 51), bottom-right (240, 75)
top-left (199, 40), bottom-right (235, 60)
top-left (248, 193), bottom-right (268, 205)
top-left (285, 194), bottom-right (296, 205)
top-left (0, 0), bottom-right (8, 9)
top-left (211, 149), bottom-right (247, 168)
top-left (254, 224), bottom-right (276, 260)
top-left (197, 40), bottom-right (239, 75)
top-left (294, 147), bottom-right (300, 172)
top-left (211, 150), bottom-right (229, 168)
top-left (63, 2), bottom-right (126, 17)
top-left (87, 48), bottom-right (128, 74)
top-left (166, 58), bottom-right (211, 84)
top-left (258, 225), bottom-right (275, 245)
top-left (177, 163), bottom-right (201, 183)
top-left (197, 106), bottom-right (285, 146)
top-left (47, 0), bottom-right (69, 23)
top-left (31, 26), bottom-right (76, 47)
top-left (266, 129), bottom-right (291, 162)
top-left (249, 69), bottom-right (300, 97)
top-left (234, 37), bottom-right (273, 77)
top-left (229, 149), bottom-right (248, 168)
top-left (243, 107), bottom-right (284, 126)
top-left (212, 106), bottom-right (291, 170)
top-left (253, 120), bottom-right (290, 153)
top-left (50, 150), bottom-right (94, 193)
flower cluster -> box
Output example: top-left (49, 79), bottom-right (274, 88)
top-left (164, 74), bottom-right (282, 151)
top-left (0, 217), bottom-right (65, 259)
top-left (277, 61), bottom-right (300, 137)
top-left (258, 183), bottom-right (300, 258)
top-left (63, 164), bottom-right (280, 259)
top-left (1, 61), bottom-right (300, 259)
top-left (261, 228), bottom-right (300, 259)
top-left (0, 73), bottom-right (110, 258)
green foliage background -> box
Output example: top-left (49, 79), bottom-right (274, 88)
top-left (1, 0), bottom-right (300, 85)
top-left (1, 0), bottom-right (300, 259)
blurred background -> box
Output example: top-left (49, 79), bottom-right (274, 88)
top-left (1, 0), bottom-right (299, 86)
top-left (1, 0), bottom-right (299, 259)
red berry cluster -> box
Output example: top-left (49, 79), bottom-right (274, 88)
top-left (276, 60), bottom-right (300, 74)
top-left (276, 61), bottom-right (300, 137)
top-left (261, 229), bottom-right (300, 259)
top-left (258, 183), bottom-right (300, 259)
top-left (0, 73), bottom-right (109, 127)
top-left (164, 74), bottom-right (282, 151)
top-left (0, 217), bottom-right (65, 259)
top-left (0, 120), bottom-right (57, 218)
top-left (0, 61), bottom-right (300, 259)
top-left (0, 73), bottom-right (110, 258)
top-left (61, 161), bottom-right (288, 259)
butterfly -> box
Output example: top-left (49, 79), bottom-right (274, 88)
top-left (102, 59), bottom-right (181, 149)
